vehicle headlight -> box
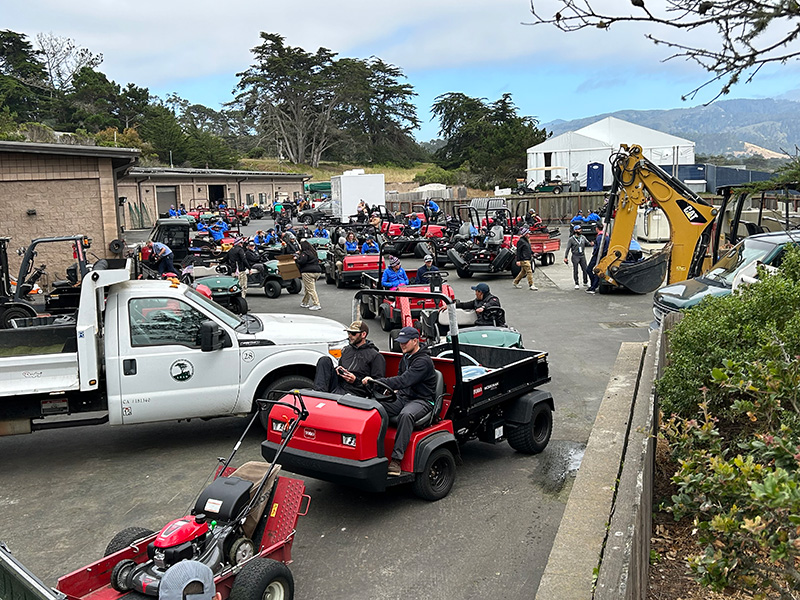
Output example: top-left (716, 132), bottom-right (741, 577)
top-left (342, 434), bottom-right (356, 447)
top-left (271, 419), bottom-right (286, 432)
top-left (328, 339), bottom-right (348, 359)
top-left (229, 284), bottom-right (240, 293)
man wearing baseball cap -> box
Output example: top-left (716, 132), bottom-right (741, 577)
top-left (564, 224), bottom-right (591, 289)
top-left (362, 326), bottom-right (437, 476)
top-left (455, 282), bottom-right (505, 326)
top-left (313, 320), bottom-right (385, 397)
top-left (225, 237), bottom-right (252, 297)
top-left (415, 254), bottom-right (439, 284)
top-left (158, 560), bottom-right (220, 600)
top-left (512, 227), bottom-right (537, 291)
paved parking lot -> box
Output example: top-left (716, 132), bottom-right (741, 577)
top-left (0, 220), bottom-right (654, 598)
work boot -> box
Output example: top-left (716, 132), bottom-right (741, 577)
top-left (387, 459), bottom-right (401, 476)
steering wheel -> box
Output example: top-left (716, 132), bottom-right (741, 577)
top-left (365, 379), bottom-right (396, 402)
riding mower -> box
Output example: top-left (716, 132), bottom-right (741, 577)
top-left (57, 394), bottom-right (311, 600)
top-left (447, 207), bottom-right (523, 279)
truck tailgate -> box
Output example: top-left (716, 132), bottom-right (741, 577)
top-left (0, 353), bottom-right (80, 396)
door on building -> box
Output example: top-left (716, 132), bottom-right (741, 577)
top-left (156, 186), bottom-right (177, 217)
top-left (209, 185), bottom-right (226, 208)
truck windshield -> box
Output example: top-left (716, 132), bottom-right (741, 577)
top-left (183, 287), bottom-right (242, 329)
top-left (702, 238), bottom-right (777, 287)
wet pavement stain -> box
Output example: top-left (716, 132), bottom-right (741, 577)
top-left (531, 440), bottom-right (586, 496)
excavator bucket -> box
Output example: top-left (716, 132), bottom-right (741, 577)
top-left (610, 245), bottom-right (671, 294)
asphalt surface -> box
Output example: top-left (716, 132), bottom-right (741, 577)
top-left (0, 219), bottom-right (653, 599)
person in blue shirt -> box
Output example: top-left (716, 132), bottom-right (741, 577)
top-left (570, 210), bottom-right (586, 227)
top-left (196, 221), bottom-right (208, 233)
top-left (168, 205), bottom-right (178, 217)
top-left (408, 213), bottom-right (422, 231)
top-left (425, 198), bottom-right (440, 221)
top-left (415, 254), bottom-right (439, 283)
top-left (313, 225), bottom-right (329, 238)
top-left (210, 222), bottom-right (226, 243)
top-left (146, 240), bottom-right (176, 276)
top-left (361, 236), bottom-right (379, 254)
top-left (264, 228), bottom-right (277, 244)
top-left (179, 204), bottom-right (187, 215)
top-left (344, 232), bottom-right (359, 254)
top-left (217, 201), bottom-right (227, 210)
top-left (586, 210), bottom-right (601, 222)
top-left (382, 256), bottom-right (409, 289)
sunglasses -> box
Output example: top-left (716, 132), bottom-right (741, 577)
top-left (346, 331), bottom-right (362, 336)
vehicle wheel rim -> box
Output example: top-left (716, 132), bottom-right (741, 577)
top-left (235, 541), bottom-right (254, 563)
top-left (429, 457), bottom-right (452, 491)
top-left (263, 581), bottom-right (285, 600)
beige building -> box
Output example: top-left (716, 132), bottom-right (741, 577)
top-left (118, 167), bottom-right (309, 228)
top-left (0, 141), bottom-right (139, 283)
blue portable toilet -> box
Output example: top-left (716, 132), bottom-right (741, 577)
top-left (587, 162), bottom-right (604, 192)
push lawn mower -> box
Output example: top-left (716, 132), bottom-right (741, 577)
top-left (58, 393), bottom-right (310, 600)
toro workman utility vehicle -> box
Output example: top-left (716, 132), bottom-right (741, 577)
top-left (56, 394), bottom-right (311, 600)
top-left (262, 290), bottom-right (554, 501)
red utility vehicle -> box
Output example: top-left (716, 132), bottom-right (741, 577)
top-left (262, 291), bottom-right (554, 501)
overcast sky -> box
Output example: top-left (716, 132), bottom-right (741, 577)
top-left (7, 0), bottom-right (800, 141)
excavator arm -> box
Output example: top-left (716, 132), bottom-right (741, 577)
top-left (596, 144), bottom-right (717, 293)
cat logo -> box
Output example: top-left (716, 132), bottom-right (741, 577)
top-left (169, 360), bottom-right (194, 382)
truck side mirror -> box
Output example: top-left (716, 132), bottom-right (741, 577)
top-left (200, 320), bottom-right (224, 352)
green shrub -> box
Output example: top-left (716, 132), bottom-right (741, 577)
top-left (658, 245), bottom-right (800, 419)
top-left (413, 165), bottom-right (459, 186)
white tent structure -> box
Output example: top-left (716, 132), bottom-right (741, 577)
top-left (526, 117), bottom-right (695, 188)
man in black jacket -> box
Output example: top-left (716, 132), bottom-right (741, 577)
top-left (314, 320), bottom-right (385, 396)
top-left (226, 237), bottom-right (251, 297)
top-left (512, 227), bottom-right (537, 291)
top-left (363, 327), bottom-right (437, 476)
top-left (455, 282), bottom-right (504, 326)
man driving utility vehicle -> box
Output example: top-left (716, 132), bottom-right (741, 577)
top-left (362, 326), bottom-right (437, 476)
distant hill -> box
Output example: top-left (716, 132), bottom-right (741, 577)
top-left (541, 99), bottom-right (800, 157)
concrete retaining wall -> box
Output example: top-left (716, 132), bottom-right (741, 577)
top-left (536, 329), bottom-right (660, 599)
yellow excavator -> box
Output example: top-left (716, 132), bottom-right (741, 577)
top-left (595, 144), bottom-right (718, 293)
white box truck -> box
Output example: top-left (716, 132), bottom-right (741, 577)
top-left (330, 169), bottom-right (385, 223)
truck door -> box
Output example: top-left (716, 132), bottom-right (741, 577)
top-left (117, 296), bottom-right (240, 424)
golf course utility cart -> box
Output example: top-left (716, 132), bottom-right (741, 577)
top-left (56, 394), bottom-right (311, 600)
top-left (358, 242), bottom-right (455, 332)
top-left (447, 207), bottom-right (524, 279)
top-left (261, 290), bottom-right (554, 502)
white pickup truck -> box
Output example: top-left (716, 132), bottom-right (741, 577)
top-left (0, 261), bottom-right (347, 436)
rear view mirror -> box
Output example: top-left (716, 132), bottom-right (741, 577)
top-left (200, 320), bottom-right (224, 352)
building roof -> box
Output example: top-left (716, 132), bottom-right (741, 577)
top-left (528, 116), bottom-right (694, 153)
top-left (0, 140), bottom-right (140, 159)
top-left (125, 167), bottom-right (310, 181)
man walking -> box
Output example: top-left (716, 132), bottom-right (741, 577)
top-left (226, 237), bottom-right (251, 297)
top-left (564, 225), bottom-right (591, 289)
top-left (512, 227), bottom-right (537, 290)
top-left (362, 327), bottom-right (437, 476)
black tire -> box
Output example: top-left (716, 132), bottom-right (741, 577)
top-left (228, 537), bottom-right (255, 566)
top-left (104, 527), bottom-right (155, 556)
top-left (0, 305), bottom-right (37, 329)
top-left (109, 239), bottom-right (125, 254)
top-left (231, 296), bottom-right (248, 314)
top-left (360, 299), bottom-right (376, 320)
top-left (325, 266), bottom-right (335, 284)
top-left (286, 279), bottom-right (302, 294)
top-left (264, 280), bottom-right (282, 299)
top-left (302, 215), bottom-right (314, 225)
top-left (412, 447), bottom-right (456, 501)
top-left (258, 375), bottom-right (314, 430)
top-left (380, 307), bottom-right (394, 332)
top-left (414, 242), bottom-right (431, 259)
top-left (110, 559), bottom-right (135, 592)
top-left (388, 329), bottom-right (401, 352)
top-left (552, 186), bottom-right (562, 195)
top-left (455, 267), bottom-right (473, 279)
top-left (507, 403), bottom-right (553, 454)
top-left (335, 271), bottom-right (345, 289)
top-left (229, 557), bottom-right (294, 600)
top-left (546, 252), bottom-right (555, 265)
top-left (598, 281), bottom-right (613, 295)
top-left (435, 256), bottom-right (448, 268)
